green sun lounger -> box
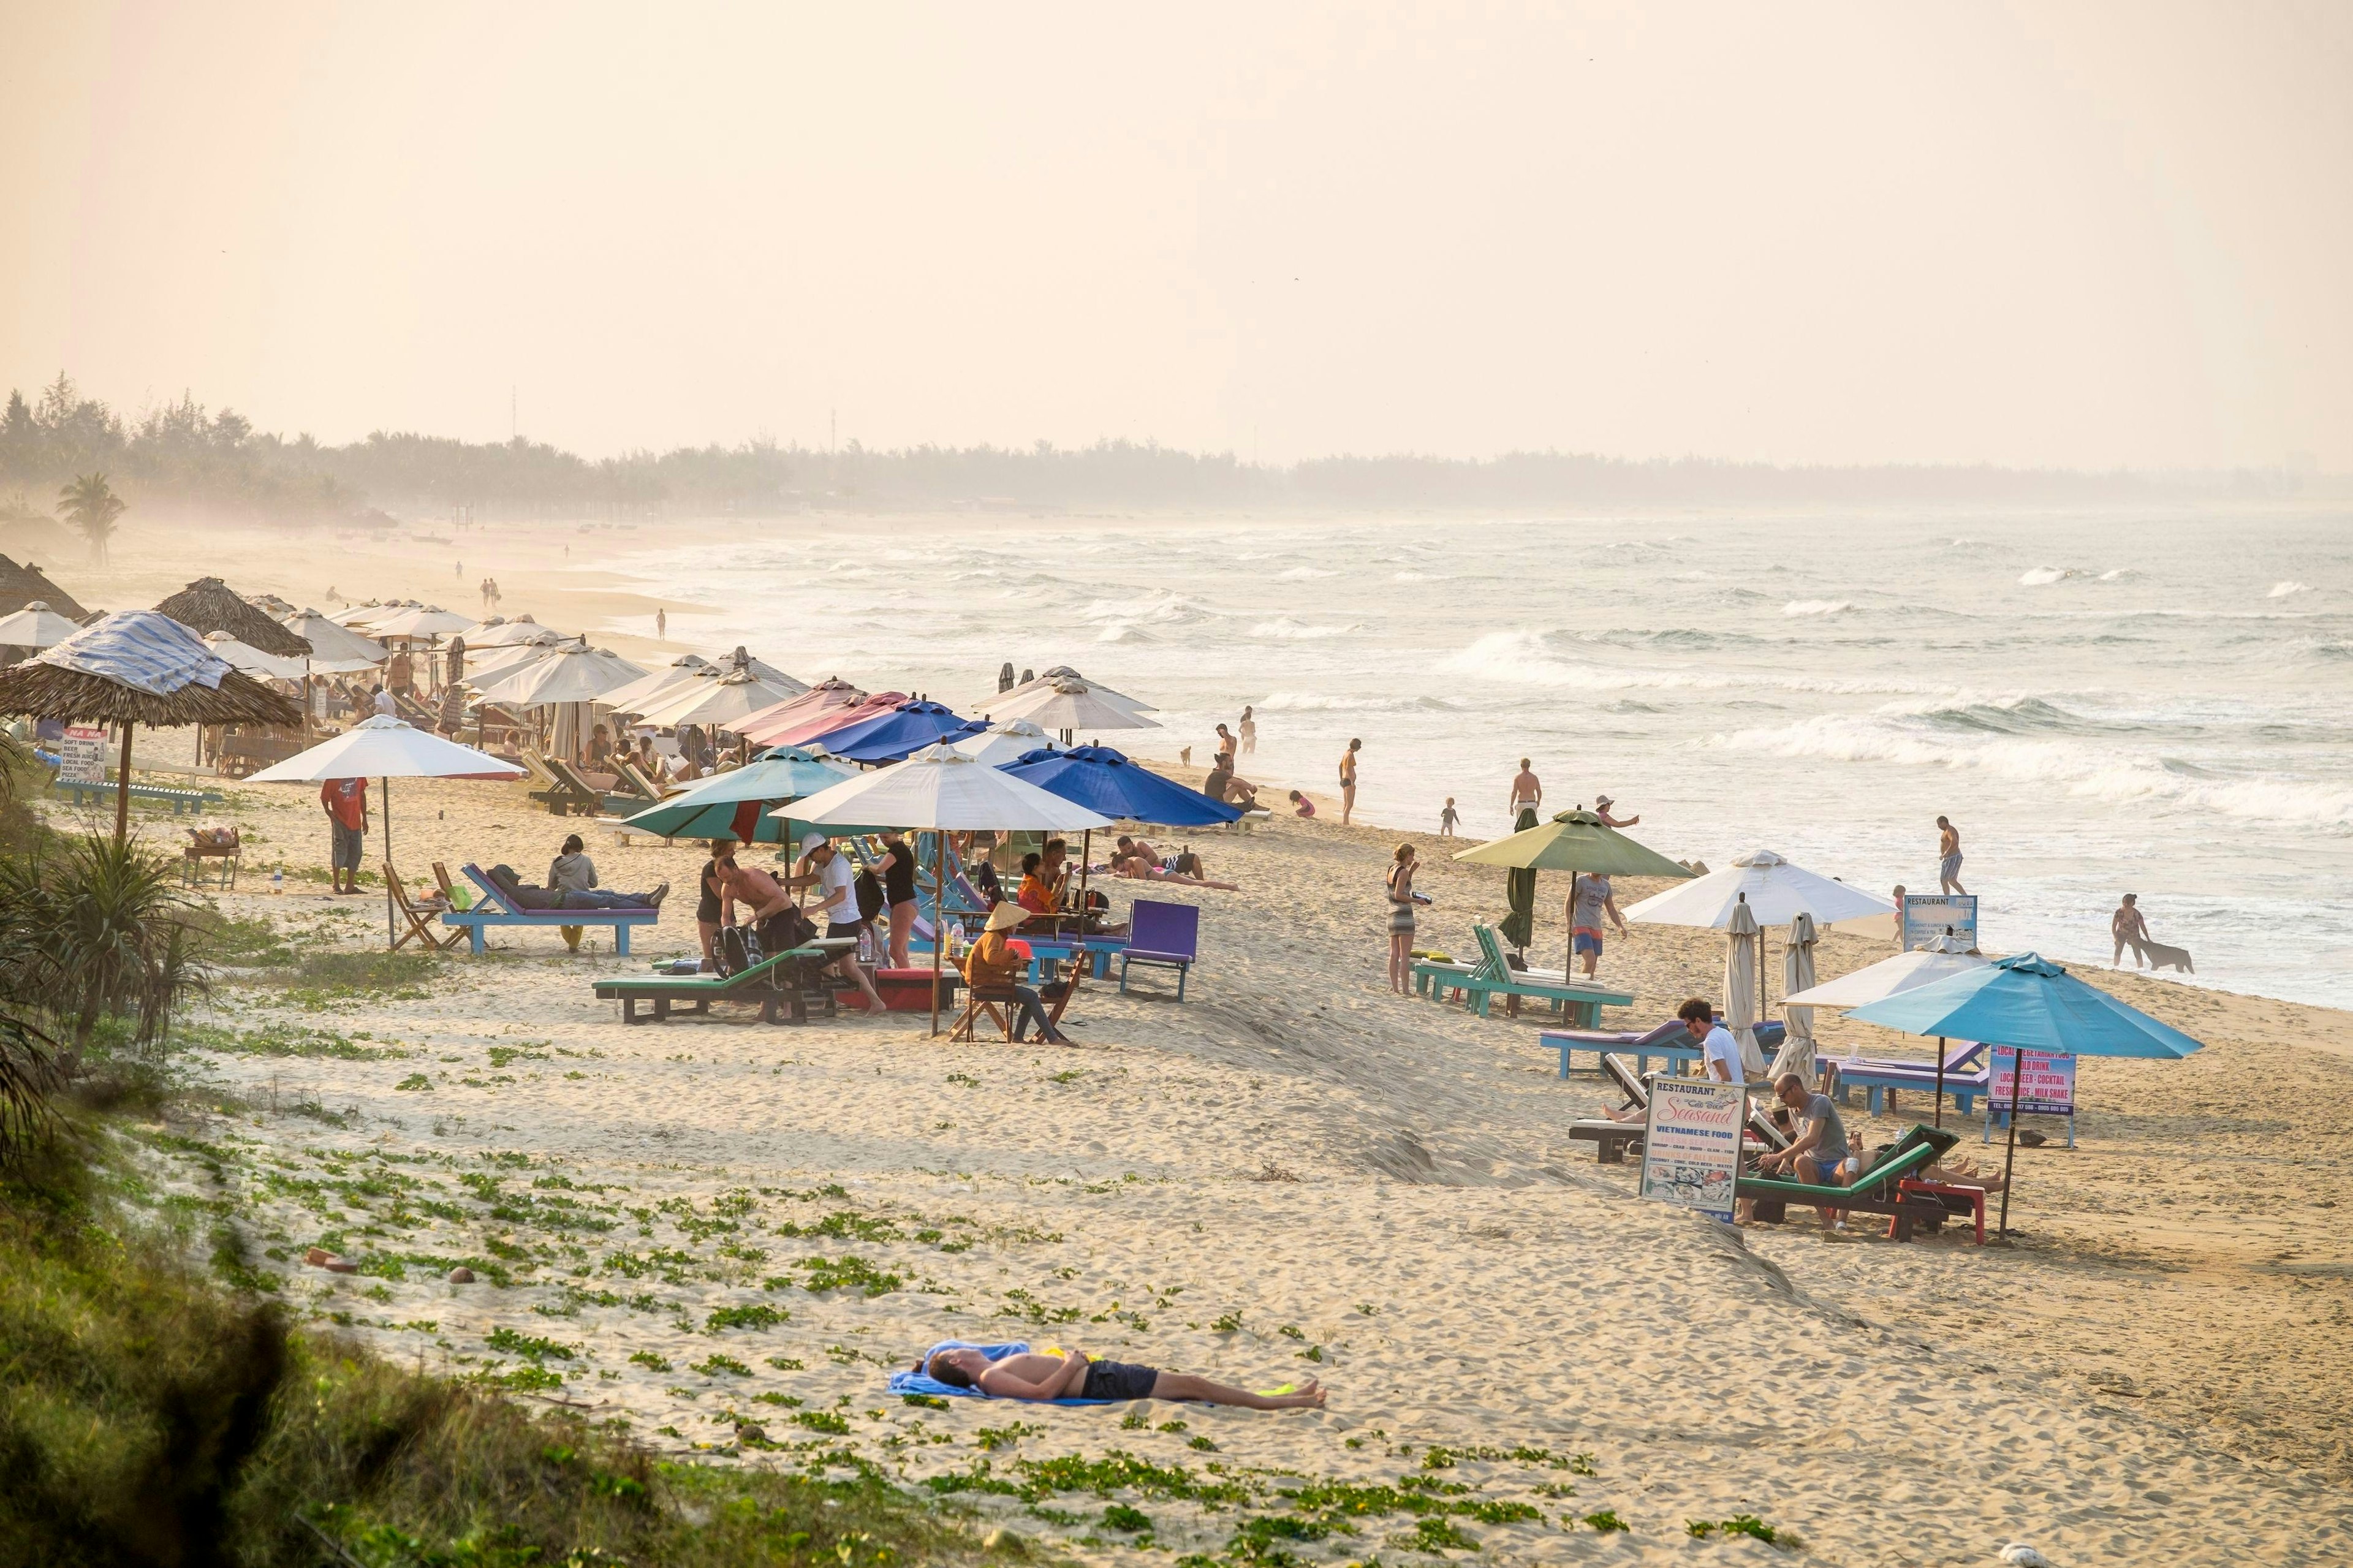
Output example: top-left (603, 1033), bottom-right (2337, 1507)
top-left (1424, 925), bottom-right (1633, 1028)
top-left (1735, 1124), bottom-right (1961, 1241)
top-left (591, 942), bottom-right (849, 1025)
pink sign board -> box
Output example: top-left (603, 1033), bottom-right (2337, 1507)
top-left (1988, 1047), bottom-right (2075, 1115)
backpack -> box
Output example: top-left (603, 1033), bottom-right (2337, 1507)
top-left (715, 922), bottom-right (763, 977)
top-left (854, 868), bottom-right (886, 922)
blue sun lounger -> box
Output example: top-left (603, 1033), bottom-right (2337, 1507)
top-left (442, 862), bottom-right (661, 955)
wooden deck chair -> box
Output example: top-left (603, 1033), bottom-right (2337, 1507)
top-left (950, 985), bottom-right (1019, 1042)
top-left (385, 863), bottom-right (463, 952)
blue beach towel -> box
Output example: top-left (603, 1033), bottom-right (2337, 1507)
top-left (887, 1340), bottom-right (1116, 1405)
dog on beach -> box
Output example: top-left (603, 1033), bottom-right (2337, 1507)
top-left (2143, 940), bottom-right (2194, 974)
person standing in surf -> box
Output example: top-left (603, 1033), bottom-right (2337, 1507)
top-left (1936, 816), bottom-right (1965, 894)
top-left (1339, 738), bottom-right (1361, 825)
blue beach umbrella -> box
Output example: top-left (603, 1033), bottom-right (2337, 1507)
top-left (1846, 952), bottom-right (2202, 1232)
top-left (1000, 744), bottom-right (1240, 915)
top-left (824, 700), bottom-right (982, 763)
top-left (621, 746), bottom-right (857, 844)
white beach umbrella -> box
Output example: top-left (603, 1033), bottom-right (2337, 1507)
top-left (991, 666), bottom-right (1155, 717)
top-left (635, 667), bottom-right (804, 730)
top-left (0, 600), bottom-right (85, 653)
top-left (463, 631), bottom-right (569, 680)
top-left (1623, 848), bottom-right (1894, 929)
top-left (473, 642), bottom-right (648, 706)
top-left (328, 600), bottom-right (393, 626)
top-left (368, 604), bottom-right (477, 639)
top-left (722, 648), bottom-right (807, 695)
top-left (281, 609), bottom-right (389, 667)
top-left (783, 742), bottom-right (1113, 1034)
top-left (599, 653), bottom-right (713, 715)
top-left (464, 615), bottom-right (547, 646)
top-left (988, 678), bottom-right (1162, 734)
top-left (1781, 944), bottom-right (1991, 1010)
top-left (202, 630), bottom-right (306, 683)
top-left (949, 718), bottom-right (1055, 767)
top-left (1724, 900), bottom-right (1768, 1079)
top-left (246, 716), bottom-right (525, 948)
top-left (1766, 911), bottom-right (1821, 1086)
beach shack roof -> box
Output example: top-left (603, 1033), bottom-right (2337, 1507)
top-left (153, 576), bottom-right (313, 657)
top-left (0, 610), bottom-right (300, 726)
top-left (0, 555), bottom-right (88, 621)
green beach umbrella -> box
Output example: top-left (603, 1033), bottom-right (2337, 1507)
top-left (1455, 809), bottom-right (1694, 981)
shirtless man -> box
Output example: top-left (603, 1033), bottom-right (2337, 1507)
top-left (1936, 816), bottom-right (1966, 894)
top-left (1339, 738), bottom-right (1361, 825)
top-left (1507, 758), bottom-right (1541, 822)
top-left (917, 1344), bottom-right (1325, 1409)
top-left (2112, 893), bottom-right (2151, 968)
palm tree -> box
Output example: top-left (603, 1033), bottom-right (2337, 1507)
top-left (58, 472), bottom-right (127, 567)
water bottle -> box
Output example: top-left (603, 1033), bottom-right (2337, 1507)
top-left (270, 869), bottom-right (284, 896)
top-left (857, 925), bottom-right (876, 965)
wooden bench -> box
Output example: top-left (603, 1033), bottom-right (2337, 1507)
top-left (53, 778), bottom-right (224, 815)
top-left (593, 942), bottom-right (853, 1025)
top-left (217, 732), bottom-right (307, 778)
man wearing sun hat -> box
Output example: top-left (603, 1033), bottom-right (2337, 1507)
top-left (789, 831), bottom-right (887, 1013)
top-left (963, 901), bottom-right (1072, 1045)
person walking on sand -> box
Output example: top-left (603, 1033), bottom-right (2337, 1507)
top-left (1569, 871), bottom-right (1626, 978)
top-left (916, 1344), bottom-right (1324, 1409)
top-left (1339, 738), bottom-right (1361, 824)
top-left (1384, 843), bottom-right (1419, 994)
top-left (1936, 816), bottom-right (1965, 894)
top-left (1438, 797), bottom-right (1458, 837)
top-left (1509, 758), bottom-right (1541, 822)
top-left (2112, 893), bottom-right (2153, 968)
top-left (320, 777), bottom-right (368, 895)
top-left (1593, 793), bottom-right (1639, 828)
top-left (1238, 705), bottom-right (1256, 754)
top-left (656, 607), bottom-right (666, 641)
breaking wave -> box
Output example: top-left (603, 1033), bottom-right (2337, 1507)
top-left (2268, 580), bottom-right (2314, 599)
top-left (1781, 599), bottom-right (1853, 618)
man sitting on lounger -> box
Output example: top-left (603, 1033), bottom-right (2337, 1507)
top-left (919, 1344), bottom-right (1325, 1409)
top-left (1754, 1072), bottom-right (1850, 1231)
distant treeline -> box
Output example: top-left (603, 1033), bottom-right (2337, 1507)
top-left (0, 371), bottom-right (2314, 525)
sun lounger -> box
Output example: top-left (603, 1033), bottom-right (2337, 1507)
top-left (1422, 925), bottom-right (1634, 1028)
top-left (1567, 1053), bottom-right (1790, 1165)
top-left (442, 862), bottom-right (660, 954)
top-left (592, 944), bottom-right (850, 1025)
top-left (1735, 1124), bottom-right (1961, 1241)
top-left (1116, 900), bottom-right (1199, 1001)
top-left (1829, 1041), bottom-right (1990, 1118)
top-left (1538, 1015), bottom-right (1786, 1078)
top-left (518, 749), bottom-right (601, 816)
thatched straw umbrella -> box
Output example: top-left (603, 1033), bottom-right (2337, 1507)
top-left (0, 555), bottom-right (88, 620)
top-left (153, 577), bottom-right (313, 657)
top-left (0, 611), bottom-right (299, 846)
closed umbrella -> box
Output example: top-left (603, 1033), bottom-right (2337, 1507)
top-left (1846, 952), bottom-right (2202, 1232)
top-left (1768, 911), bottom-right (1821, 1086)
top-left (1724, 900), bottom-right (1767, 1078)
top-left (1500, 807), bottom-right (1539, 952)
top-left (784, 744), bottom-right (1112, 1035)
top-left (1453, 808), bottom-right (1695, 984)
top-left (245, 716), bottom-right (525, 947)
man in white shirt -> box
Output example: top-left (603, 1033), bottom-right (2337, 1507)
top-left (1678, 996), bottom-right (1743, 1087)
top-left (789, 833), bottom-right (886, 1012)
top-left (370, 684), bottom-right (396, 717)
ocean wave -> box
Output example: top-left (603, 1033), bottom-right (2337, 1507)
top-left (1078, 591), bottom-right (1220, 626)
top-left (1438, 629), bottom-right (1955, 699)
top-left (1093, 623), bottom-right (1158, 644)
top-left (1250, 617), bottom-right (1360, 640)
top-left (2269, 580), bottom-right (2314, 599)
top-left (1723, 714), bottom-right (2353, 830)
top-left (1275, 566), bottom-right (1339, 580)
top-left (2097, 567), bottom-right (2136, 581)
top-left (1254, 691), bottom-right (1466, 713)
top-left (2019, 566), bottom-right (2090, 586)
top-left (1781, 599), bottom-right (1853, 618)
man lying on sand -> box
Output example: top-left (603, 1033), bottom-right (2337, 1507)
top-left (919, 1346), bottom-right (1325, 1408)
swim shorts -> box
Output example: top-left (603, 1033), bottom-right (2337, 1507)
top-left (1939, 852), bottom-right (1963, 882)
top-left (1080, 1359), bottom-right (1161, 1401)
top-left (1573, 929), bottom-right (1603, 956)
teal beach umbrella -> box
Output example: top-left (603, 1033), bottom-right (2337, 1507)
top-left (1846, 952), bottom-right (2202, 1232)
top-left (621, 747), bottom-right (855, 844)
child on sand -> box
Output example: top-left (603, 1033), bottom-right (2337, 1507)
top-left (917, 1345), bottom-right (1325, 1408)
top-left (1439, 798), bottom-right (1458, 837)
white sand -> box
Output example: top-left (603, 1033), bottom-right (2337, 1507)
top-left (55, 732), bottom-right (2348, 1567)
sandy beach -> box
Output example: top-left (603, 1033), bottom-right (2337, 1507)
top-left (55, 711), bottom-right (2352, 1567)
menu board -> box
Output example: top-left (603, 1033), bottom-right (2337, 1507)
top-left (1637, 1078), bottom-right (1748, 1222)
top-left (58, 724), bottom-right (108, 786)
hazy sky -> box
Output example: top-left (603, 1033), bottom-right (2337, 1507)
top-left (4, 2), bottom-right (2348, 469)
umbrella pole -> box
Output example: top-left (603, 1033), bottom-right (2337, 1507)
top-left (931, 846), bottom-right (945, 1037)
top-left (1933, 1036), bottom-right (1946, 1129)
top-left (383, 775), bottom-right (395, 949)
top-left (113, 724), bottom-right (135, 850)
top-left (1998, 1050), bottom-right (2023, 1236)
top-left (1563, 871), bottom-right (1576, 990)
